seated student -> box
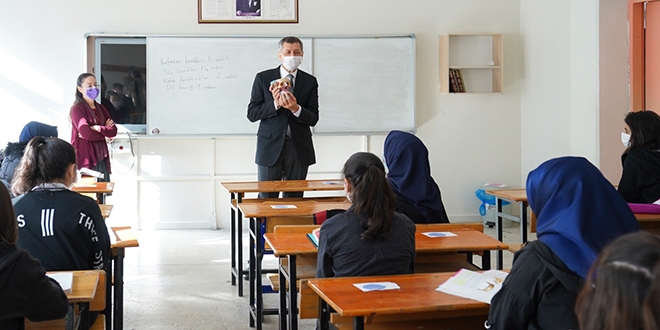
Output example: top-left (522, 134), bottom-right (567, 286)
top-left (575, 231), bottom-right (660, 330)
top-left (0, 182), bottom-right (69, 330)
top-left (316, 152), bottom-right (416, 278)
top-left (618, 110), bottom-right (660, 203)
top-left (0, 121), bottom-right (58, 193)
top-left (11, 137), bottom-right (111, 273)
top-left (485, 157), bottom-right (640, 330)
top-left (383, 130), bottom-right (450, 223)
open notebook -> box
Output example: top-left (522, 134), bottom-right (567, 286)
top-left (47, 272), bottom-right (73, 294)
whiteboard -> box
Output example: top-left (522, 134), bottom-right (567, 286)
top-left (146, 35), bottom-right (415, 135)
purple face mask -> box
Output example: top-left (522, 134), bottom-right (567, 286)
top-left (85, 87), bottom-right (100, 99)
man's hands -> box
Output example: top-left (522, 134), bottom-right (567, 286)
top-left (270, 84), bottom-right (299, 112)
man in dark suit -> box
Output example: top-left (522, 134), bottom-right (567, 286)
top-left (247, 36), bottom-right (319, 198)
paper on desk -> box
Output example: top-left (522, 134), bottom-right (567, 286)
top-left (353, 282), bottom-right (400, 292)
top-left (436, 269), bottom-right (508, 304)
top-left (47, 272), bottom-right (73, 294)
top-left (270, 205), bottom-right (297, 209)
top-left (422, 231), bottom-right (457, 238)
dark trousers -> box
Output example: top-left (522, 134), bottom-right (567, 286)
top-left (257, 139), bottom-right (308, 198)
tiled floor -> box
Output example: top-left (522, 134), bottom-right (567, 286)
top-left (121, 222), bottom-right (533, 329)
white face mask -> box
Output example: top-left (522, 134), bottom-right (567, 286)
top-left (282, 56), bottom-right (303, 72)
top-left (621, 132), bottom-right (631, 148)
top-left (344, 187), bottom-right (352, 203)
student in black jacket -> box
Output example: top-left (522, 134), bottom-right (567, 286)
top-left (618, 110), bottom-right (660, 203)
top-left (316, 152), bottom-right (416, 278)
top-left (486, 157), bottom-right (640, 330)
top-left (11, 137), bottom-right (111, 273)
top-left (0, 182), bottom-right (68, 330)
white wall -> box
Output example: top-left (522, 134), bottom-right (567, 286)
top-left (1, 0), bottom-right (523, 229)
top-left (520, 0), bottom-right (629, 185)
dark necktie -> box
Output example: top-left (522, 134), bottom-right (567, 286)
top-left (286, 73), bottom-right (294, 90)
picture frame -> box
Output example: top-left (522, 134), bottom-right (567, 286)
top-left (198, 0), bottom-right (298, 23)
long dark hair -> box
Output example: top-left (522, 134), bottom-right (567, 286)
top-left (342, 152), bottom-right (397, 240)
top-left (624, 110), bottom-right (660, 154)
top-left (576, 231), bottom-right (660, 330)
top-left (11, 137), bottom-right (76, 196)
top-left (73, 73), bottom-right (95, 106)
top-left (0, 184), bottom-right (17, 245)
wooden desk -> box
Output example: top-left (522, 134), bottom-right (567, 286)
top-left (221, 179), bottom-right (344, 297)
top-left (485, 188), bottom-right (529, 269)
top-left (238, 199), bottom-right (351, 330)
top-left (635, 213), bottom-right (660, 234)
top-left (72, 182), bottom-right (115, 204)
top-left (99, 204), bottom-right (113, 219)
top-left (308, 272), bottom-right (490, 330)
top-left (25, 270), bottom-right (100, 330)
top-left (108, 226), bottom-right (139, 330)
top-left (264, 229), bottom-right (507, 330)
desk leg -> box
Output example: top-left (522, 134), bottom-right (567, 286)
top-left (482, 250), bottom-right (491, 270)
top-left (520, 202), bottom-right (528, 244)
top-left (496, 197), bottom-right (504, 270)
top-left (278, 257), bottom-right (287, 330)
top-left (319, 299), bottom-right (330, 330)
top-left (255, 217), bottom-right (263, 330)
top-left (114, 248), bottom-right (125, 330)
top-left (231, 192), bottom-right (236, 286)
top-left (353, 316), bottom-right (364, 330)
top-left (249, 216), bottom-right (256, 328)
top-left (237, 194), bottom-right (244, 297)
top-left (105, 257), bottom-right (113, 330)
top-left (288, 255), bottom-right (297, 330)
top-left (79, 302), bottom-right (91, 330)
top-left (98, 192), bottom-right (105, 205)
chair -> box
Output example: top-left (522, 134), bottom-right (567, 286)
top-left (312, 209), bottom-right (346, 225)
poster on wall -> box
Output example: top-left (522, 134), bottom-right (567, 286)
top-left (198, 0), bottom-right (298, 23)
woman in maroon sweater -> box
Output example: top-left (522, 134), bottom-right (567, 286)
top-left (70, 73), bottom-right (117, 182)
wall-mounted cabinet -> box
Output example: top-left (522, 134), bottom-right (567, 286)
top-left (439, 34), bottom-right (503, 93)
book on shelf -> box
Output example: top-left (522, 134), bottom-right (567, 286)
top-left (449, 69), bottom-right (459, 93)
top-left (47, 272), bottom-right (74, 294)
top-left (436, 268), bottom-right (508, 304)
top-left (456, 69), bottom-right (466, 93)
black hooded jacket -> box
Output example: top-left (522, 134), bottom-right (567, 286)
top-left (0, 242), bottom-right (68, 330)
top-left (618, 148), bottom-right (660, 203)
top-left (0, 142), bottom-right (27, 193)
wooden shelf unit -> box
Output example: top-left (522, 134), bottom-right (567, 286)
top-left (440, 34), bottom-right (503, 93)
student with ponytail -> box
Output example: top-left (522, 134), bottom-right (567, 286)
top-left (11, 137), bottom-right (111, 274)
top-left (316, 152), bottom-right (416, 278)
top-left (70, 73), bottom-right (117, 182)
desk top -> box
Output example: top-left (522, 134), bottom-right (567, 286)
top-left (484, 188), bottom-right (527, 202)
top-left (264, 229), bottom-right (508, 258)
top-left (71, 182), bottom-right (115, 194)
top-left (635, 213), bottom-right (660, 221)
top-left (99, 204), bottom-right (113, 219)
top-left (238, 200), bottom-right (351, 218)
top-left (109, 226), bottom-right (139, 249)
top-left (221, 179), bottom-right (344, 193)
top-left (47, 270), bottom-right (99, 303)
top-left (307, 272), bottom-right (489, 317)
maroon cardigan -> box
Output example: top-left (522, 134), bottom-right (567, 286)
top-left (70, 101), bottom-right (117, 172)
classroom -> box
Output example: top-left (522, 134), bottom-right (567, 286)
top-left (1, 0), bottom-right (655, 329)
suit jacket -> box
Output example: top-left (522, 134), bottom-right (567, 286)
top-left (247, 66), bottom-right (319, 167)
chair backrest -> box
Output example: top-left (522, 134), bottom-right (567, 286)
top-left (313, 209), bottom-right (346, 225)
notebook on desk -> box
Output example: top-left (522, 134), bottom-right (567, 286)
top-left (307, 233), bottom-right (319, 248)
top-left (47, 272), bottom-right (73, 294)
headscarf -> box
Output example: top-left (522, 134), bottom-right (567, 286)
top-left (528, 156), bottom-right (640, 278)
top-left (384, 130), bottom-right (449, 223)
top-left (18, 121), bottom-right (58, 143)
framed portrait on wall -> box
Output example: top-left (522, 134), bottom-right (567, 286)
top-left (198, 0), bottom-right (298, 23)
